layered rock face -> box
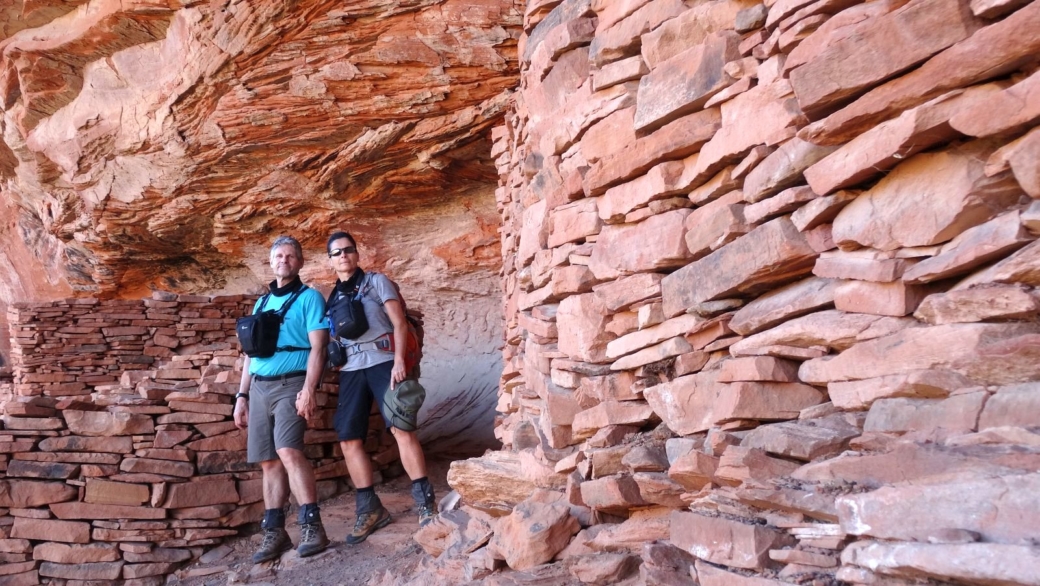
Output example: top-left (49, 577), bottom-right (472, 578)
top-left (0, 0), bottom-right (522, 452)
top-left (434, 0), bottom-right (1040, 584)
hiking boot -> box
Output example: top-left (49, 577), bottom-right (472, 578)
top-left (417, 500), bottom-right (438, 528)
top-left (297, 520), bottom-right (330, 558)
top-left (346, 506), bottom-right (392, 545)
top-left (252, 527), bottom-right (292, 564)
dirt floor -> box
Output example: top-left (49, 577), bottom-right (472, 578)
top-left (173, 460), bottom-right (454, 586)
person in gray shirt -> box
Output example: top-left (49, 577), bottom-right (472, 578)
top-left (325, 231), bottom-right (436, 544)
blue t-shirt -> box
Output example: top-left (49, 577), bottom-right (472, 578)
top-left (248, 286), bottom-right (326, 377)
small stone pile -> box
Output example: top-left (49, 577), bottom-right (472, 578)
top-left (0, 292), bottom-right (391, 585)
top-left (421, 0), bottom-right (1040, 584)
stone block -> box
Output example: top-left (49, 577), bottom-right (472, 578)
top-left (579, 474), bottom-right (646, 513)
top-left (828, 369), bottom-right (975, 410)
top-left (714, 382), bottom-right (825, 423)
top-left (572, 401), bottom-right (654, 440)
top-left (64, 410), bottom-right (154, 437)
top-left (671, 511), bottom-right (792, 569)
top-left (902, 211), bottom-right (1034, 284)
top-left (634, 31), bottom-right (740, 132)
top-left (743, 138), bottom-right (836, 203)
top-left (588, 209), bottom-right (694, 279)
top-left (488, 496), bottom-right (579, 571)
top-left (731, 309), bottom-right (913, 355)
top-left (592, 272), bottom-right (663, 312)
top-left (788, 0), bottom-right (981, 116)
top-left (662, 217), bottom-right (818, 317)
top-left (716, 356), bottom-right (800, 383)
top-left (833, 280), bottom-right (933, 317)
top-left (836, 472), bottom-right (1040, 544)
top-left (863, 391), bottom-right (988, 434)
top-left (730, 277), bottom-right (837, 336)
top-left (557, 293), bottom-right (614, 363)
top-left (841, 541), bottom-right (1040, 586)
top-left (12, 517), bottom-right (90, 544)
top-left (919, 285), bottom-right (1040, 324)
top-left (800, 322), bottom-right (1040, 386)
top-left (644, 370), bottom-right (720, 435)
top-left (804, 84), bottom-right (1005, 195)
top-left (547, 197), bottom-right (602, 248)
top-left (801, 2), bottom-right (1040, 145)
top-left (979, 382), bottom-right (1040, 430)
top-left (599, 161), bottom-right (686, 223)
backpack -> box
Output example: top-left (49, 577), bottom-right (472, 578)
top-left (236, 285), bottom-right (308, 358)
top-left (379, 276), bottom-right (425, 378)
top-left (328, 273), bottom-right (424, 377)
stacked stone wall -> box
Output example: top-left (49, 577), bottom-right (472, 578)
top-left (0, 293), bottom-right (390, 585)
top-left (437, 0), bottom-right (1040, 584)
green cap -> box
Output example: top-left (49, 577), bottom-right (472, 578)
top-left (381, 379), bottom-right (426, 432)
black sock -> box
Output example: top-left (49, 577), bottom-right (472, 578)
top-left (262, 508), bottom-right (285, 529)
top-left (411, 477), bottom-right (434, 505)
top-left (298, 502), bottom-right (321, 524)
top-left (356, 486), bottom-right (381, 514)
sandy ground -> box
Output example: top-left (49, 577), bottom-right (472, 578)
top-left (174, 460), bottom-right (453, 586)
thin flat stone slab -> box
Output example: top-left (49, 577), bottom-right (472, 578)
top-left (914, 285), bottom-right (1040, 325)
top-left (902, 211), bottom-right (1035, 284)
top-left (731, 309), bottom-right (915, 355)
top-left (741, 419), bottom-right (858, 461)
top-left (952, 239), bottom-right (1040, 290)
top-left (950, 68), bottom-right (1040, 138)
top-left (863, 391), bottom-right (988, 435)
top-left (800, 1), bottom-right (1040, 145)
top-left (799, 322), bottom-right (1040, 386)
top-left (787, 0), bottom-right (981, 116)
top-left (662, 217), bottom-right (817, 317)
top-left (836, 472), bottom-right (1040, 544)
top-left (804, 84), bottom-right (1005, 195)
top-left (729, 277), bottom-right (837, 336)
top-left (832, 141), bottom-right (1023, 251)
top-left (841, 541), bottom-right (1040, 586)
top-left (828, 369), bottom-right (975, 410)
top-left (671, 512), bottom-right (793, 570)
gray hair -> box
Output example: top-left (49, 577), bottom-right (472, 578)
top-left (270, 235), bottom-right (303, 260)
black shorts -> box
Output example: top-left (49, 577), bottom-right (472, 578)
top-left (334, 361), bottom-right (395, 441)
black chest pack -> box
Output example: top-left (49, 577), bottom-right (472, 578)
top-left (236, 285), bottom-right (309, 358)
top-left (328, 279), bottom-right (369, 340)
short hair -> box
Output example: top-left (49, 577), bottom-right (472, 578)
top-left (270, 235), bottom-right (303, 260)
top-left (327, 231), bottom-right (357, 253)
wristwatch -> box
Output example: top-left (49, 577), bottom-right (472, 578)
top-left (235, 392), bottom-right (248, 400)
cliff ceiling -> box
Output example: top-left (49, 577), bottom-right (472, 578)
top-left (0, 0), bottom-right (522, 299)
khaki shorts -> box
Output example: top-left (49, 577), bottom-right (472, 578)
top-left (246, 374), bottom-right (307, 463)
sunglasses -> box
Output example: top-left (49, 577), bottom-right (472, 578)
top-left (328, 245), bottom-right (357, 258)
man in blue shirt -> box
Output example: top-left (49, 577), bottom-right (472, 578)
top-left (233, 236), bottom-right (330, 563)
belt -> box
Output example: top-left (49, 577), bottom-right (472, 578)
top-left (345, 336), bottom-right (391, 356)
top-left (253, 370), bottom-right (307, 382)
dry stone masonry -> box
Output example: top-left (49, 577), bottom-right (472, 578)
top-left (429, 0), bottom-right (1040, 584)
top-left (0, 293), bottom-right (395, 585)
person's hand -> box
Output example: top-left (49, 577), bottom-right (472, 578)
top-left (391, 359), bottom-right (407, 386)
top-left (296, 389), bottom-right (317, 420)
top-left (233, 398), bottom-right (248, 429)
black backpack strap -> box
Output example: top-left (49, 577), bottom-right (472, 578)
top-left (276, 284), bottom-right (308, 317)
top-left (274, 285), bottom-right (311, 353)
top-left (254, 293), bottom-right (270, 313)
